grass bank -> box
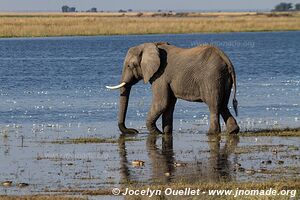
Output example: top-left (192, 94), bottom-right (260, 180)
top-left (25, 178), bottom-right (300, 199)
top-left (0, 12), bottom-right (300, 37)
top-left (125, 179), bottom-right (300, 200)
top-left (49, 136), bottom-right (140, 144)
top-left (240, 127), bottom-right (300, 136)
top-left (0, 196), bottom-right (83, 200)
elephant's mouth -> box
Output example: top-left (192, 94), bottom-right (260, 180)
top-left (106, 82), bottom-right (126, 90)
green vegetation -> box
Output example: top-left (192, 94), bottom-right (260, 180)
top-left (50, 136), bottom-right (140, 144)
top-left (273, 2), bottom-right (294, 11)
top-left (240, 127), bottom-right (300, 137)
top-left (273, 2), bottom-right (300, 11)
top-left (61, 5), bottom-right (76, 13)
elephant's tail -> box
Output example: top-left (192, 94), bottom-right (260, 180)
top-left (231, 70), bottom-right (238, 117)
top-left (214, 47), bottom-right (238, 116)
top-left (228, 61), bottom-right (238, 117)
top-left (226, 59), bottom-right (238, 117)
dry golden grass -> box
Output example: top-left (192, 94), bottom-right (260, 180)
top-left (123, 179), bottom-right (300, 200)
top-left (42, 178), bottom-right (300, 199)
top-left (0, 196), bottom-right (84, 200)
top-left (1, 179), bottom-right (299, 200)
top-left (0, 12), bottom-right (300, 37)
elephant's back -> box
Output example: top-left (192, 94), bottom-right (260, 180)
top-left (169, 45), bottom-right (227, 75)
top-left (168, 45), bottom-right (229, 102)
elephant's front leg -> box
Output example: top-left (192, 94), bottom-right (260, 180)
top-left (146, 84), bottom-right (169, 134)
top-left (146, 105), bottom-right (165, 134)
top-left (162, 97), bottom-right (177, 134)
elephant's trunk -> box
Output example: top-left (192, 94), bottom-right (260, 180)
top-left (118, 86), bottom-right (138, 134)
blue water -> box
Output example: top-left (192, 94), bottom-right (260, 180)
top-left (0, 31), bottom-right (299, 131)
top-left (0, 32), bottom-right (300, 195)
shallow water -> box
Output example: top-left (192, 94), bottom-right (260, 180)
top-left (0, 31), bottom-right (299, 195)
top-left (0, 125), bottom-right (299, 195)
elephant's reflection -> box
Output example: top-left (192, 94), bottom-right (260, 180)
top-left (118, 133), bottom-right (239, 184)
top-left (146, 133), bottom-right (175, 183)
top-left (207, 134), bottom-right (239, 182)
top-left (118, 134), bottom-right (131, 183)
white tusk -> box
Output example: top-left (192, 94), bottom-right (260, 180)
top-left (106, 82), bottom-right (126, 90)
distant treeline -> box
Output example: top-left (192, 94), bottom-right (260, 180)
top-left (62, 5), bottom-right (97, 13)
top-left (62, 5), bottom-right (76, 12)
top-left (61, 6), bottom-right (174, 13)
top-left (273, 2), bottom-right (300, 11)
top-left (61, 5), bottom-right (137, 13)
top-left (61, 3), bottom-right (300, 13)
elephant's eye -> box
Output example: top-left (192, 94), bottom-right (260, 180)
top-left (128, 63), bottom-right (136, 69)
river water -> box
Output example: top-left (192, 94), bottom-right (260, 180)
top-left (0, 31), bottom-right (299, 195)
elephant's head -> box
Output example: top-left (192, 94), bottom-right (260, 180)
top-left (106, 43), bottom-right (161, 134)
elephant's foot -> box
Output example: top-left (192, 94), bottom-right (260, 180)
top-left (146, 122), bottom-right (163, 135)
top-left (207, 127), bottom-right (221, 135)
top-left (226, 118), bottom-right (240, 134)
top-left (208, 111), bottom-right (221, 135)
top-left (163, 126), bottom-right (173, 135)
top-left (227, 124), bottom-right (239, 134)
top-left (150, 129), bottom-right (163, 135)
top-left (208, 122), bottom-right (221, 134)
top-left (148, 127), bottom-right (163, 135)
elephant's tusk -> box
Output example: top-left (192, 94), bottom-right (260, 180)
top-left (106, 82), bottom-right (126, 90)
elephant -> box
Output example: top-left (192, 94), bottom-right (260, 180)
top-left (106, 42), bottom-right (239, 135)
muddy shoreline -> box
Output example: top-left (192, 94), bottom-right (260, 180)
top-left (1, 127), bottom-right (299, 199)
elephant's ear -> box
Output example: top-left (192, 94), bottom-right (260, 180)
top-left (140, 43), bottom-right (160, 83)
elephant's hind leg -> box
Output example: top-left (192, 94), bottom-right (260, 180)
top-left (207, 84), bottom-right (222, 134)
top-left (220, 80), bottom-right (239, 134)
top-left (221, 107), bottom-right (239, 134)
top-left (208, 105), bottom-right (221, 134)
top-left (162, 97), bottom-right (177, 134)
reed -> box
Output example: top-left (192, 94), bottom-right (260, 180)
top-left (0, 12), bottom-right (300, 37)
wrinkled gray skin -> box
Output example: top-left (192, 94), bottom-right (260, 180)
top-left (118, 42), bottom-right (239, 135)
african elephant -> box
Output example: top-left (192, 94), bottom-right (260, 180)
top-left (106, 42), bottom-right (239, 135)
